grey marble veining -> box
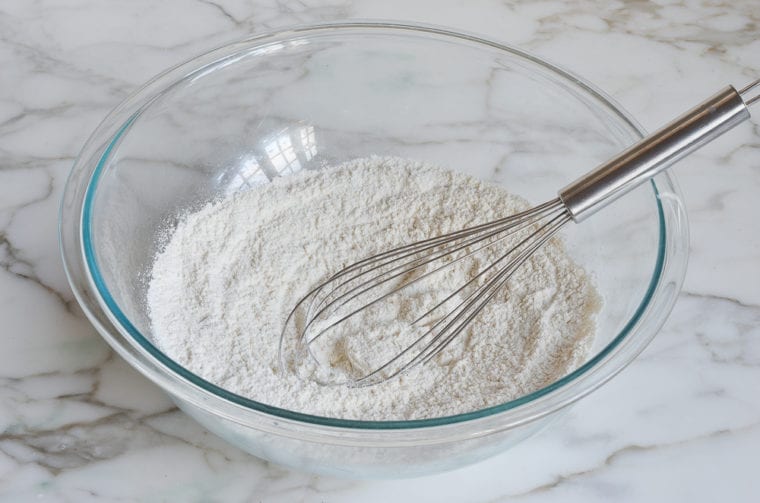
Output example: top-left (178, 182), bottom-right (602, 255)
top-left (1, 0), bottom-right (759, 501)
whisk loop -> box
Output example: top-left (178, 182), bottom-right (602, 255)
top-left (280, 79), bottom-right (758, 387)
top-left (279, 199), bottom-right (571, 386)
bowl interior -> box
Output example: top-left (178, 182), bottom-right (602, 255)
top-left (84, 26), bottom-right (665, 424)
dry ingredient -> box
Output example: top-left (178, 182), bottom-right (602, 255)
top-left (147, 157), bottom-right (601, 420)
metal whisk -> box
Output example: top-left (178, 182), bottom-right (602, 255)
top-left (280, 79), bottom-right (760, 387)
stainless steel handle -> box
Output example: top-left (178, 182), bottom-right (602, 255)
top-left (559, 79), bottom-right (760, 222)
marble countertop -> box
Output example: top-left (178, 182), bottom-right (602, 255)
top-left (2, 0), bottom-right (759, 501)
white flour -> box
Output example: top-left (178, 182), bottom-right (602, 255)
top-left (148, 157), bottom-right (601, 420)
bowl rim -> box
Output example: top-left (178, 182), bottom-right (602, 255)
top-left (61, 20), bottom-right (689, 434)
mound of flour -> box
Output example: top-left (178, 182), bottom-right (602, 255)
top-left (147, 157), bottom-right (600, 420)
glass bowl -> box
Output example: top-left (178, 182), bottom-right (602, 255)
top-left (59, 22), bottom-right (688, 478)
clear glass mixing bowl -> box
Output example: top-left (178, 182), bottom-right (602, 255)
top-left (59, 22), bottom-right (689, 478)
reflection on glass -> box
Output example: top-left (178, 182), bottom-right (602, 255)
top-left (265, 130), bottom-right (301, 175)
top-left (221, 124), bottom-right (319, 195)
top-left (300, 126), bottom-right (317, 161)
top-left (222, 156), bottom-right (270, 195)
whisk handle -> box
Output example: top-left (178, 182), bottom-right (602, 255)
top-left (559, 81), bottom-right (758, 222)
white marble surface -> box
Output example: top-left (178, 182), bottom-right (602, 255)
top-left (1, 0), bottom-right (759, 501)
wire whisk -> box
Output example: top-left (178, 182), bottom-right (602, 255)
top-left (280, 78), bottom-right (760, 387)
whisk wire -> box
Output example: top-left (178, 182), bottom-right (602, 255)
top-left (302, 199), bottom-right (565, 344)
top-left (304, 221), bottom-right (520, 334)
top-left (320, 197), bottom-right (563, 280)
top-left (352, 210), bottom-right (570, 386)
top-left (410, 210), bottom-right (564, 325)
top-left (418, 212), bottom-right (571, 364)
top-left (307, 198), bottom-right (563, 314)
top-left (739, 78), bottom-right (760, 106)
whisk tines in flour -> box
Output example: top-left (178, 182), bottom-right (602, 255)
top-left (280, 198), bottom-right (569, 386)
top-left (280, 80), bottom-right (760, 387)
